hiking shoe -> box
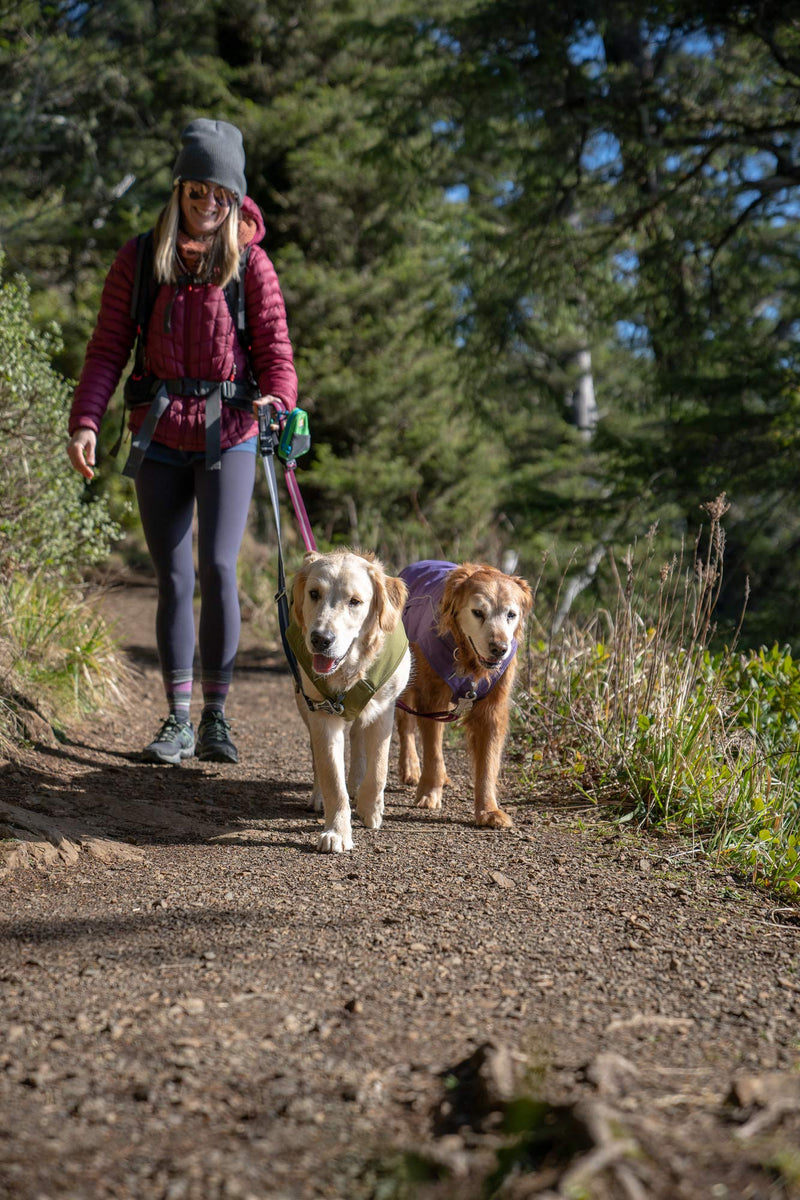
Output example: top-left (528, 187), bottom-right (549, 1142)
top-left (142, 715), bottom-right (195, 765)
top-left (196, 711), bottom-right (238, 763)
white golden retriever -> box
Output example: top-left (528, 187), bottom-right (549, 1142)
top-left (289, 549), bottom-right (410, 853)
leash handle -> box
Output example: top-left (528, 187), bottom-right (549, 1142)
top-left (257, 404), bottom-right (279, 459)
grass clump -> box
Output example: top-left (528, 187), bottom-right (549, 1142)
top-left (515, 494), bottom-right (800, 895)
top-left (0, 574), bottom-right (130, 752)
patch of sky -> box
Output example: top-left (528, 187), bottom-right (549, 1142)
top-left (445, 184), bottom-right (470, 204)
top-left (429, 28), bottom-right (462, 55)
top-left (677, 29), bottom-right (723, 57)
top-left (615, 320), bottom-right (653, 358)
top-left (494, 178), bottom-right (522, 207)
top-left (581, 130), bottom-right (622, 177)
top-left (742, 151), bottom-right (777, 183)
top-left (567, 26), bottom-right (604, 71)
top-left (736, 188), bottom-right (765, 212)
top-left (613, 250), bottom-right (639, 283)
top-left (60, 1), bottom-right (90, 31)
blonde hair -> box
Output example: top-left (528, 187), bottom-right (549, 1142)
top-left (152, 185), bottom-right (241, 288)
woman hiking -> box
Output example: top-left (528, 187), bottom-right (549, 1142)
top-left (67, 117), bottom-right (298, 766)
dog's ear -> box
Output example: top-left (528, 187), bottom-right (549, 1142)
top-left (291, 564), bottom-right (309, 629)
top-left (439, 563), bottom-right (479, 635)
top-left (370, 568), bottom-right (408, 634)
top-left (510, 575), bottom-right (534, 620)
top-left (292, 552), bottom-right (323, 628)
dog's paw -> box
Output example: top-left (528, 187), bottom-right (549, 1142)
top-left (476, 808), bottom-right (513, 829)
top-left (316, 829), bottom-right (353, 853)
top-left (415, 790), bottom-right (442, 811)
top-left (357, 802), bottom-right (384, 830)
top-left (400, 766), bottom-right (421, 786)
top-left (307, 789), bottom-right (325, 813)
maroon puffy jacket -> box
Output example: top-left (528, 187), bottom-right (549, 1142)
top-left (69, 196), bottom-right (298, 452)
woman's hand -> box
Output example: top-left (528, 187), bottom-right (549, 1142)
top-left (67, 429), bottom-right (97, 481)
top-left (253, 394), bottom-right (285, 416)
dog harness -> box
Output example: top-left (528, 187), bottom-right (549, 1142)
top-left (399, 560), bottom-right (517, 716)
top-left (286, 619), bottom-right (409, 721)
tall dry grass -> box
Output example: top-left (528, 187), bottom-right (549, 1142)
top-left (515, 496), bottom-right (800, 894)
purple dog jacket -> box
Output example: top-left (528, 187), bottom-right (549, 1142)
top-left (399, 560), bottom-right (517, 702)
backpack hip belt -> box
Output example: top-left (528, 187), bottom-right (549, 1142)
top-left (120, 374), bottom-right (260, 478)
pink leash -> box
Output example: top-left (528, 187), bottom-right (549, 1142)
top-left (283, 462), bottom-right (317, 552)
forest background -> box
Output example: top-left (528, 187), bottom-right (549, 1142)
top-left (2, 0), bottom-right (799, 649)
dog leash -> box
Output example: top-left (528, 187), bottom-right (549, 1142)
top-left (257, 408), bottom-right (350, 717)
top-left (257, 406), bottom-right (326, 712)
top-left (395, 694), bottom-right (479, 723)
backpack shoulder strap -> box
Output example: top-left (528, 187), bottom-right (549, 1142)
top-left (223, 245), bottom-right (252, 343)
top-left (128, 230), bottom-right (157, 378)
top-left (130, 229), bottom-right (155, 327)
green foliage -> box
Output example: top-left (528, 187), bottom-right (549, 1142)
top-left (0, 258), bottom-right (122, 577)
top-left (0, 256), bottom-right (125, 751)
top-left (516, 500), bottom-right (800, 894)
top-left (713, 643), bottom-right (800, 756)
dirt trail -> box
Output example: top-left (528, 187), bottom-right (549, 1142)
top-left (1, 574), bottom-right (800, 1200)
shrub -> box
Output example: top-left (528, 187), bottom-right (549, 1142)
top-left (0, 257), bottom-right (125, 753)
top-left (0, 257), bottom-right (121, 577)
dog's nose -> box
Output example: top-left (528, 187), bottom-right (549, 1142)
top-left (488, 639), bottom-right (508, 659)
top-left (310, 629), bottom-right (335, 653)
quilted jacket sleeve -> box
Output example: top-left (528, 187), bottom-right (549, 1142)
top-left (245, 246), bottom-right (298, 411)
top-left (69, 240), bottom-right (138, 436)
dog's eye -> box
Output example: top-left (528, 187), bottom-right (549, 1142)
top-left (308, 588), bottom-right (320, 602)
top-left (471, 608), bottom-right (485, 622)
top-left (507, 610), bottom-right (517, 622)
top-left (349, 596), bottom-right (363, 608)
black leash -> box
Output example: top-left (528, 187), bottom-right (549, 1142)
top-left (257, 408), bottom-right (342, 716)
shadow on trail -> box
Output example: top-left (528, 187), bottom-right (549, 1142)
top-left (1, 754), bottom-right (314, 847)
top-left (0, 904), bottom-right (317, 951)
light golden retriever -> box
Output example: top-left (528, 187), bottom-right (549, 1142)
top-left (289, 549), bottom-right (410, 853)
top-left (396, 560), bottom-right (532, 828)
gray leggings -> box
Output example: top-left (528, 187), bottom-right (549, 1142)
top-left (135, 450), bottom-right (256, 679)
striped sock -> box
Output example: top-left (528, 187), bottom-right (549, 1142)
top-left (201, 670), bottom-right (232, 716)
top-left (165, 670), bottom-right (193, 725)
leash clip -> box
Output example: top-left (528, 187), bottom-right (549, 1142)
top-left (307, 695), bottom-right (345, 716)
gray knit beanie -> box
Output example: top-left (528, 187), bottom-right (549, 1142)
top-left (173, 118), bottom-right (247, 203)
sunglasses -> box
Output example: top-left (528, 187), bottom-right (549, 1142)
top-left (182, 180), bottom-right (235, 208)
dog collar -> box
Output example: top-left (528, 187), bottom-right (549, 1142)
top-left (286, 620), bottom-right (408, 721)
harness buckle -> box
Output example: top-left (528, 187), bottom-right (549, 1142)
top-left (307, 696), bottom-right (346, 717)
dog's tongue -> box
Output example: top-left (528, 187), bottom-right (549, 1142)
top-left (313, 653), bottom-right (337, 675)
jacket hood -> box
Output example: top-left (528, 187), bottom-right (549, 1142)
top-left (240, 195), bottom-right (266, 248)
